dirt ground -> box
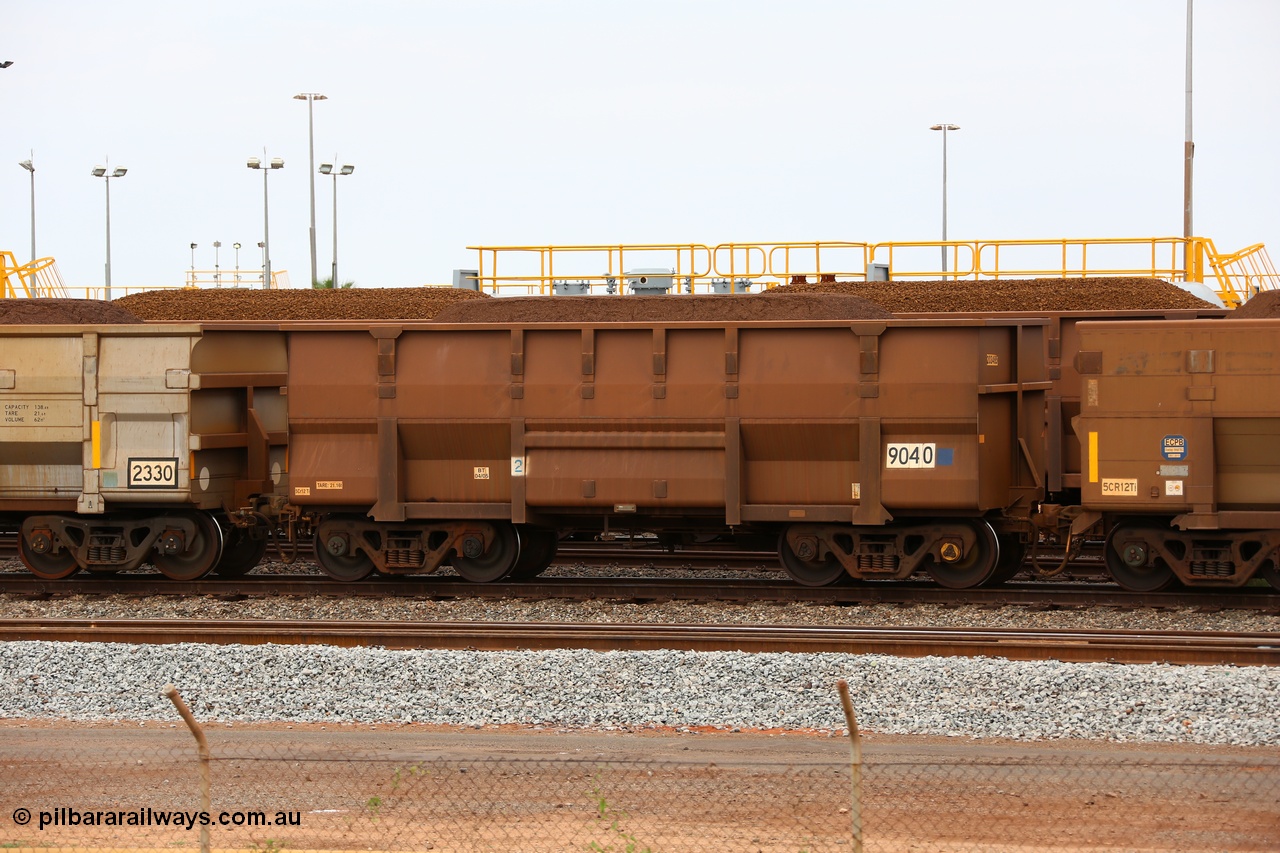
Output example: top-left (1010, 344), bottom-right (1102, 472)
top-left (1, 719), bottom-right (1276, 852)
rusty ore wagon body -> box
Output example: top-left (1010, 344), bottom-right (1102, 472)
top-left (1073, 318), bottom-right (1280, 590)
top-left (0, 324), bottom-right (288, 579)
top-left (282, 316), bottom-right (1049, 587)
top-left (2, 311), bottom-right (1277, 591)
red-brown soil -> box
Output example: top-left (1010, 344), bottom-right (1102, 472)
top-left (766, 276), bottom-right (1216, 312)
top-left (432, 293), bottom-right (894, 323)
top-left (0, 721), bottom-right (1274, 852)
top-left (1228, 289), bottom-right (1280, 318)
top-left (0, 298), bottom-right (143, 324)
top-left (113, 286), bottom-right (489, 321)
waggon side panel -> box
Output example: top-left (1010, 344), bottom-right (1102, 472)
top-left (0, 325), bottom-right (205, 511)
top-left (281, 318), bottom-right (1049, 529)
top-left (1076, 319), bottom-right (1280, 524)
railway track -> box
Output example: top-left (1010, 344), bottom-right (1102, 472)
top-left (1, 618), bottom-right (1275, 666)
top-left (1, 570), bottom-right (1277, 612)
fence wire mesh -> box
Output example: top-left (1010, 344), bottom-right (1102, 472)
top-left (2, 732), bottom-right (1277, 852)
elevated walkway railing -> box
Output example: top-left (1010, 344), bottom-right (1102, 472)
top-left (1, 252), bottom-right (68, 298)
top-left (1202, 240), bottom-right (1278, 307)
top-left (3, 261), bottom-right (291, 300)
top-left (466, 237), bottom-right (1279, 306)
top-left (183, 268), bottom-right (273, 289)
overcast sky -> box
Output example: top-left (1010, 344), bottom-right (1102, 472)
top-left (5, 0), bottom-right (1278, 294)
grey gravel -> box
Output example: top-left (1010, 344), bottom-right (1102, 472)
top-left (2, 557), bottom-right (1277, 746)
top-left (1, 641), bottom-right (1277, 746)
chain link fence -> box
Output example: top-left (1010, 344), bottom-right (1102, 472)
top-left (1, 690), bottom-right (1276, 851)
top-left (5, 737), bottom-right (1277, 851)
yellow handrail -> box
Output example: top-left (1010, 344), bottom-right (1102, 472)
top-left (468, 236), bottom-right (1278, 304)
top-left (1201, 240), bottom-right (1279, 308)
top-left (471, 244), bottom-right (714, 295)
top-left (1, 252), bottom-right (68, 298)
top-left (5, 237), bottom-right (1277, 305)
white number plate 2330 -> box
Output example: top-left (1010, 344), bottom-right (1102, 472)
top-left (886, 443), bottom-right (936, 469)
top-left (128, 457), bottom-right (179, 489)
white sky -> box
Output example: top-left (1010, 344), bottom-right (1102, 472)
top-left (4, 0), bottom-right (1279, 292)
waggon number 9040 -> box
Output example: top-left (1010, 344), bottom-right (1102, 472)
top-left (885, 443), bottom-right (936, 469)
top-left (127, 457), bottom-right (179, 489)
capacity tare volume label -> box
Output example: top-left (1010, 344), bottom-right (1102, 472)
top-left (885, 443), bottom-right (936, 469)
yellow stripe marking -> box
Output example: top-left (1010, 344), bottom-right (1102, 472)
top-left (1088, 431), bottom-right (1098, 483)
top-left (91, 420), bottom-right (101, 469)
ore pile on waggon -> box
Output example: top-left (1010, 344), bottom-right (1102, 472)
top-left (1, 278), bottom-right (1277, 593)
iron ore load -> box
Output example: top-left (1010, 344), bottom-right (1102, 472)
top-left (1, 284), bottom-right (1277, 592)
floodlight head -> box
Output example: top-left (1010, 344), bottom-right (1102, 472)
top-left (247, 157), bottom-right (261, 169)
top-left (233, 242), bottom-right (241, 250)
top-left (318, 163), bottom-right (333, 175)
top-left (190, 243), bottom-right (197, 250)
top-left (269, 158), bottom-right (284, 169)
top-left (0, 61), bottom-right (13, 69)
top-left (112, 167), bottom-right (127, 177)
top-left (92, 166), bottom-right (107, 177)
top-left (339, 164), bottom-right (354, 176)
top-left (19, 159), bottom-right (33, 173)
top-left (213, 241), bottom-right (222, 248)
top-left (294, 93), bottom-right (328, 101)
top-left (930, 123), bottom-right (960, 132)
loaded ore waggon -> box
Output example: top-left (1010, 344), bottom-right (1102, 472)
top-left (1071, 317), bottom-right (1280, 591)
top-left (0, 324), bottom-right (288, 579)
top-left (285, 315), bottom-right (1048, 588)
top-left (1, 307), bottom-right (1278, 592)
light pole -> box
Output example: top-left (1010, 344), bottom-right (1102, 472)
top-left (19, 156), bottom-right (35, 263)
top-left (233, 242), bottom-right (242, 285)
top-left (247, 156), bottom-right (284, 289)
top-left (189, 243), bottom-right (197, 285)
top-left (293, 93), bottom-right (328, 286)
top-left (318, 162), bottom-right (355, 287)
top-left (213, 241), bottom-right (222, 286)
top-left (1184, 0), bottom-right (1194, 278)
top-left (92, 163), bottom-right (128, 300)
top-left (929, 123), bottom-right (960, 274)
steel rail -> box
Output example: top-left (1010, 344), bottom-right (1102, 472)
top-left (1, 572), bottom-right (1277, 612)
top-left (0, 618), bottom-right (1275, 666)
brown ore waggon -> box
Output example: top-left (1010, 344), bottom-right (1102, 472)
top-left (285, 316), bottom-right (1048, 588)
top-left (3, 311), bottom-right (1279, 592)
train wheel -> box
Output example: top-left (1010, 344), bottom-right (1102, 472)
top-left (18, 534), bottom-right (80, 580)
top-left (924, 521), bottom-right (1000, 589)
top-left (984, 534), bottom-right (1028, 586)
top-left (153, 512), bottom-right (223, 581)
top-left (509, 528), bottom-right (558, 580)
top-left (778, 535), bottom-right (847, 587)
top-left (1104, 520), bottom-right (1176, 592)
top-left (453, 523), bottom-right (521, 583)
top-left (216, 528), bottom-right (268, 578)
top-left (314, 530), bottom-right (375, 582)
